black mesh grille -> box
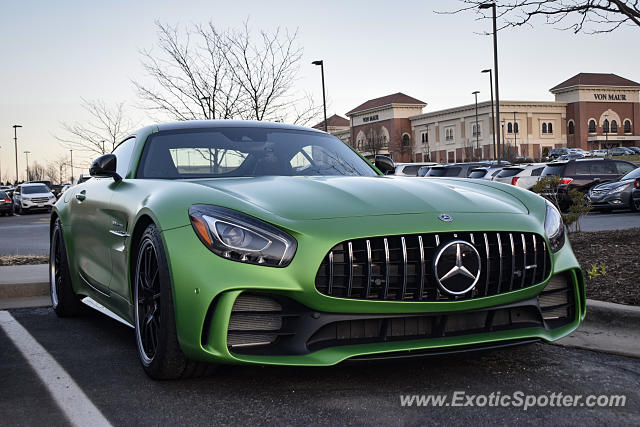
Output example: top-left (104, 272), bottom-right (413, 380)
top-left (315, 232), bottom-right (551, 301)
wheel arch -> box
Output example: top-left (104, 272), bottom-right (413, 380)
top-left (128, 213), bottom-right (156, 298)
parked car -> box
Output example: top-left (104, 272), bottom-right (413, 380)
top-left (0, 190), bottom-right (14, 216)
top-left (632, 178), bottom-right (640, 212)
top-left (467, 166), bottom-right (504, 180)
top-left (569, 148), bottom-right (590, 157)
top-left (540, 158), bottom-right (637, 210)
top-left (0, 185), bottom-right (15, 198)
top-left (626, 146), bottom-right (640, 154)
top-left (590, 149), bottom-right (608, 157)
top-left (588, 166), bottom-right (640, 212)
top-left (557, 153), bottom-right (584, 161)
top-left (392, 162), bottom-right (437, 176)
top-left (492, 163), bottom-right (546, 190)
top-left (423, 162), bottom-right (490, 178)
top-left (50, 120), bottom-right (583, 379)
top-left (609, 147), bottom-right (634, 156)
top-left (12, 183), bottom-right (56, 214)
top-left (548, 148), bottom-right (569, 159)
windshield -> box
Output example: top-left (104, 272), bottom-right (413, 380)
top-left (621, 167), bottom-right (640, 181)
top-left (137, 128), bottom-right (377, 179)
top-left (468, 170), bottom-right (487, 178)
top-left (22, 185), bottom-right (50, 194)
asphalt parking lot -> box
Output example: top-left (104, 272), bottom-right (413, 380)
top-left (1, 307), bottom-right (638, 426)
top-left (0, 212), bottom-right (49, 255)
top-left (1, 210), bottom-right (639, 257)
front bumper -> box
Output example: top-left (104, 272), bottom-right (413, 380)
top-left (20, 199), bottom-right (55, 210)
top-left (588, 190), bottom-right (632, 210)
top-left (160, 213), bottom-right (585, 366)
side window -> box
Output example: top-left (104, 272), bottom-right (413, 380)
top-left (112, 137), bottom-right (136, 178)
top-left (531, 167), bottom-right (544, 176)
top-left (615, 161), bottom-right (636, 175)
top-left (574, 162), bottom-right (590, 175)
top-left (591, 161), bottom-right (616, 175)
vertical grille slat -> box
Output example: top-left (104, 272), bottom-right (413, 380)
top-left (509, 233), bottom-right (515, 292)
top-left (418, 235), bottom-right (425, 300)
top-left (383, 238), bottom-right (390, 299)
top-left (365, 239), bottom-right (372, 298)
top-left (316, 231), bottom-right (550, 302)
top-left (401, 237), bottom-right (408, 299)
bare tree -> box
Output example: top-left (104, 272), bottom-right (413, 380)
top-left (27, 162), bottom-right (46, 181)
top-left (359, 127), bottom-right (388, 158)
top-left (445, 1), bottom-right (640, 34)
top-left (134, 20), bottom-right (321, 125)
top-left (56, 99), bottom-right (135, 156)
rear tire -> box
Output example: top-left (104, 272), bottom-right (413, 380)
top-left (50, 219), bottom-right (83, 317)
top-left (133, 223), bottom-right (215, 380)
top-left (632, 198), bottom-right (640, 213)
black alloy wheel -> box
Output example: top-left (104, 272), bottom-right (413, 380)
top-left (50, 218), bottom-right (82, 316)
top-left (135, 238), bottom-right (162, 365)
top-left (133, 223), bottom-right (215, 380)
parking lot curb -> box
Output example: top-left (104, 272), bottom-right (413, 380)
top-left (584, 298), bottom-right (640, 329)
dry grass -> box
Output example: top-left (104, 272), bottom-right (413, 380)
top-left (0, 254), bottom-right (49, 266)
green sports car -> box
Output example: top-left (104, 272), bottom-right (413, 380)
top-left (50, 121), bottom-right (584, 379)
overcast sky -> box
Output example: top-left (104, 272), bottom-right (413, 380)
top-left (1, 0), bottom-right (638, 181)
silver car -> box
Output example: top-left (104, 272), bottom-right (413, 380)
top-left (492, 163), bottom-right (546, 190)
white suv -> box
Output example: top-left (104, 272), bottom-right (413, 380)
top-left (13, 183), bottom-right (56, 214)
top-left (492, 163), bottom-right (547, 190)
top-left (393, 162), bottom-right (437, 176)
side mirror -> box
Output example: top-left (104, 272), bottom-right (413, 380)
top-left (89, 154), bottom-right (122, 182)
top-left (374, 155), bottom-right (395, 175)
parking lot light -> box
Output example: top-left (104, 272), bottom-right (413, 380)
top-left (12, 125), bottom-right (22, 183)
top-left (312, 60), bottom-right (327, 132)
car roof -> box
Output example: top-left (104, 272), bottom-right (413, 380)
top-left (155, 120), bottom-right (324, 134)
top-left (21, 182), bottom-right (49, 187)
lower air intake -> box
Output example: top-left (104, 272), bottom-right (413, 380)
top-left (227, 294), bottom-right (283, 348)
top-left (538, 274), bottom-right (574, 327)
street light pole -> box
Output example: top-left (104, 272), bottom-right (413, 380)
top-left (12, 125), bottom-right (22, 183)
top-left (513, 111), bottom-right (517, 156)
top-left (70, 149), bottom-right (74, 183)
top-left (312, 60), bottom-right (327, 132)
top-left (101, 140), bottom-right (106, 154)
top-left (479, 2), bottom-right (501, 163)
top-left (604, 113), bottom-right (609, 149)
top-left (472, 91), bottom-right (480, 159)
top-left (24, 151), bottom-right (31, 180)
top-left (481, 69), bottom-right (496, 160)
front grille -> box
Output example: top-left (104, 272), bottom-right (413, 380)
top-left (30, 197), bottom-right (49, 203)
top-left (315, 232), bottom-right (551, 301)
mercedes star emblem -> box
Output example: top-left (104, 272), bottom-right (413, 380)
top-left (438, 214), bottom-right (453, 222)
top-left (433, 240), bottom-right (481, 295)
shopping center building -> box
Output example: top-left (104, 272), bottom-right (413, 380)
top-left (319, 73), bottom-right (640, 162)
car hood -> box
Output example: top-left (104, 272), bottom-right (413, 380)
top-left (186, 176), bottom-right (529, 220)
top-left (22, 192), bottom-right (53, 197)
top-left (592, 179), bottom-right (633, 191)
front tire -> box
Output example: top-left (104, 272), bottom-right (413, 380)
top-left (50, 219), bottom-right (83, 316)
top-left (134, 223), bottom-right (214, 380)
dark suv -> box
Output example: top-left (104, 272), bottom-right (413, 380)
top-left (540, 158), bottom-right (637, 210)
top-left (423, 162), bottom-right (491, 178)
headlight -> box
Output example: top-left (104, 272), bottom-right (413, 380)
top-left (189, 205), bottom-right (297, 267)
top-left (608, 184), bottom-right (629, 194)
top-left (544, 200), bottom-right (565, 253)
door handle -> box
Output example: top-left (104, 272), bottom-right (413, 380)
top-left (75, 192), bottom-right (86, 201)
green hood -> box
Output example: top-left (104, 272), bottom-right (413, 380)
top-left (188, 176), bottom-right (529, 220)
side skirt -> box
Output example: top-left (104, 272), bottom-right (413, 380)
top-left (81, 297), bottom-right (134, 329)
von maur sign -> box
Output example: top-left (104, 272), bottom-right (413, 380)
top-left (593, 93), bottom-right (627, 101)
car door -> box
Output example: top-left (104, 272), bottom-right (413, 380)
top-left (68, 176), bottom-right (117, 296)
top-left (102, 137), bottom-right (138, 301)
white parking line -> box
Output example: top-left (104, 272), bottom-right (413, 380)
top-left (0, 311), bottom-right (112, 427)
